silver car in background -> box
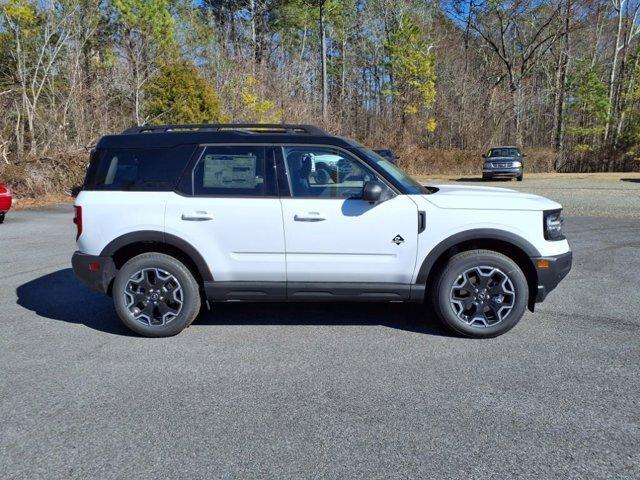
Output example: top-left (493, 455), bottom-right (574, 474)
top-left (482, 146), bottom-right (524, 181)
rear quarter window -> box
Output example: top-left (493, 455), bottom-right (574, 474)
top-left (84, 145), bottom-right (195, 191)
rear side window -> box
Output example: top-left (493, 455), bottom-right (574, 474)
top-left (84, 145), bottom-right (195, 191)
top-left (192, 145), bottom-right (275, 196)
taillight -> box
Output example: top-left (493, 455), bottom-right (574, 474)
top-left (73, 205), bottom-right (83, 240)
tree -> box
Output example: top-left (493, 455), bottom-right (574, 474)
top-left (143, 60), bottom-right (224, 124)
top-left (111, 0), bottom-right (175, 124)
top-left (2, 0), bottom-right (73, 156)
top-left (459, 0), bottom-right (564, 145)
top-left (565, 60), bottom-right (610, 148)
top-left (385, 15), bottom-right (437, 135)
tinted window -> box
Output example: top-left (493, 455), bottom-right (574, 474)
top-left (283, 146), bottom-right (391, 199)
top-left (85, 145), bottom-right (194, 191)
top-left (193, 145), bottom-right (273, 196)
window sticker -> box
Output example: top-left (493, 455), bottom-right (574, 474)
top-left (203, 154), bottom-right (258, 189)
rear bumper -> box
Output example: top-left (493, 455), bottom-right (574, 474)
top-left (71, 251), bottom-right (116, 294)
top-left (532, 251), bottom-right (573, 302)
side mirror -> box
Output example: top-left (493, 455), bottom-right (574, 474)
top-left (362, 181), bottom-right (383, 203)
top-left (482, 154), bottom-right (486, 158)
top-left (522, 154), bottom-right (527, 157)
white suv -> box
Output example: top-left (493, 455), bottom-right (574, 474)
top-left (72, 124), bottom-right (572, 338)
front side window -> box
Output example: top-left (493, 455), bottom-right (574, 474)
top-left (283, 146), bottom-right (388, 199)
top-left (356, 147), bottom-right (427, 194)
top-left (193, 145), bottom-right (273, 196)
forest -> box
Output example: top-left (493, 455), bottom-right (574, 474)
top-left (1, 0), bottom-right (640, 197)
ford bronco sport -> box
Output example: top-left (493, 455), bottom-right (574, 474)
top-left (72, 124), bottom-right (571, 338)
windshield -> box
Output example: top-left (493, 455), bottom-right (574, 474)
top-left (489, 148), bottom-right (520, 157)
top-left (356, 147), bottom-right (429, 194)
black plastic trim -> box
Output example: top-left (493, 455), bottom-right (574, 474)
top-left (71, 251), bottom-right (116, 294)
top-left (100, 231), bottom-right (213, 281)
top-left (418, 211), bottom-right (426, 233)
top-left (415, 229), bottom-right (541, 284)
top-left (204, 282), bottom-right (286, 301)
top-left (204, 281), bottom-right (418, 302)
top-left (287, 282), bottom-right (411, 301)
top-left (533, 251), bottom-right (572, 302)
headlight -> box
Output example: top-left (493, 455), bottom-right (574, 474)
top-left (544, 209), bottom-right (564, 240)
top-left (512, 161), bottom-right (522, 167)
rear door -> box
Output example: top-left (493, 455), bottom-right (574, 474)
top-left (278, 145), bottom-right (419, 286)
top-left (165, 145), bottom-right (286, 293)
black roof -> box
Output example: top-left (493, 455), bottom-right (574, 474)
top-left (97, 123), bottom-right (356, 149)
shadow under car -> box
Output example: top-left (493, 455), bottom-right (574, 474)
top-left (16, 268), bottom-right (452, 337)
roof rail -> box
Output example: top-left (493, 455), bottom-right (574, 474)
top-left (122, 123), bottom-right (328, 136)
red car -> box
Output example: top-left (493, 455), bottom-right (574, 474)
top-left (0, 183), bottom-right (12, 223)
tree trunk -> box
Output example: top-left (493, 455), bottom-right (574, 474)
top-left (605, 1), bottom-right (625, 143)
top-left (552, 0), bottom-right (571, 151)
top-left (511, 83), bottom-right (523, 146)
top-left (319, 1), bottom-right (328, 122)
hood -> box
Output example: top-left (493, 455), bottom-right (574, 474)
top-left (425, 185), bottom-right (561, 211)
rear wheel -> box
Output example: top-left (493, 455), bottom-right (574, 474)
top-left (112, 252), bottom-right (201, 337)
top-left (0, 212), bottom-right (4, 224)
top-left (432, 250), bottom-right (528, 338)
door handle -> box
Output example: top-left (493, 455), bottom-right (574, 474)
top-left (294, 212), bottom-right (326, 222)
top-left (181, 211), bottom-right (214, 221)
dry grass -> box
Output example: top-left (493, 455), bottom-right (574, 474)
top-left (0, 149), bottom-right (87, 199)
top-left (13, 194), bottom-right (74, 210)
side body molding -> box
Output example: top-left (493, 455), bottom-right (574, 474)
top-left (100, 230), bottom-right (213, 281)
top-left (415, 228), bottom-right (541, 284)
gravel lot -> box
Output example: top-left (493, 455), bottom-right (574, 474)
top-left (422, 173), bottom-right (640, 218)
top-left (1, 177), bottom-right (639, 479)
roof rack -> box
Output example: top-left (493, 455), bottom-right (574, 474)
top-left (122, 123), bottom-right (328, 136)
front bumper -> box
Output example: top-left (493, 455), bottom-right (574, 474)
top-left (532, 250), bottom-right (573, 302)
top-left (483, 167), bottom-right (522, 178)
top-left (71, 251), bottom-right (116, 294)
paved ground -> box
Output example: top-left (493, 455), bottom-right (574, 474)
top-left (420, 173), bottom-right (640, 218)
top-left (1, 179), bottom-right (639, 479)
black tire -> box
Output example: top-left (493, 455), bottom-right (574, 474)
top-left (482, 174), bottom-right (491, 181)
top-left (112, 252), bottom-right (201, 337)
top-left (0, 212), bottom-right (4, 224)
top-left (432, 249), bottom-right (528, 338)
top-left (516, 174), bottom-right (523, 181)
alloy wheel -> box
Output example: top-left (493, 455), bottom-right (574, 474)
top-left (449, 265), bottom-right (516, 327)
top-left (124, 268), bottom-right (183, 326)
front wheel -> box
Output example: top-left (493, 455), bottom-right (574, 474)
top-left (516, 174), bottom-right (523, 181)
top-left (112, 252), bottom-right (201, 337)
top-left (0, 212), bottom-right (4, 224)
top-left (432, 250), bottom-right (528, 338)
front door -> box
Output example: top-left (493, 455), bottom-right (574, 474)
top-left (279, 146), bottom-right (419, 285)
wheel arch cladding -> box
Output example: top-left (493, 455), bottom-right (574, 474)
top-left (100, 231), bottom-right (213, 285)
top-left (416, 229), bottom-right (539, 311)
